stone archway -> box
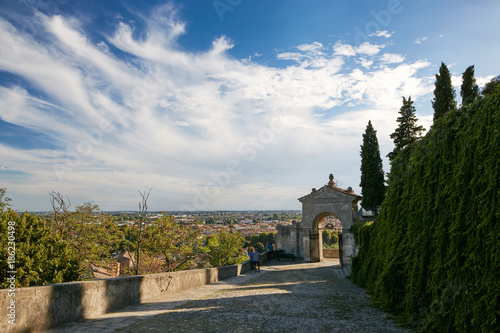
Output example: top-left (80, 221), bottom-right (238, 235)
top-left (299, 174), bottom-right (361, 264)
top-left (275, 174), bottom-right (362, 265)
top-left (309, 212), bottom-right (341, 262)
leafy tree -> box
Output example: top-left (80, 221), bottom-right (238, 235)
top-left (205, 230), bottom-right (246, 267)
top-left (322, 229), bottom-right (331, 245)
top-left (0, 209), bottom-right (79, 288)
top-left (388, 97), bottom-right (425, 162)
top-left (331, 232), bottom-right (339, 245)
top-left (322, 229), bottom-right (339, 249)
top-left (0, 187), bottom-right (12, 212)
top-left (250, 235), bottom-right (260, 246)
top-left (267, 232), bottom-right (276, 244)
top-left (460, 65), bottom-right (479, 106)
top-left (254, 242), bottom-right (265, 253)
top-left (432, 62), bottom-right (457, 122)
top-left (360, 121), bottom-right (385, 213)
top-left (482, 75), bottom-right (500, 96)
top-left (258, 232), bottom-right (268, 244)
top-left (73, 203), bottom-right (122, 278)
top-left (143, 216), bottom-right (203, 272)
top-left (48, 198), bottom-right (123, 279)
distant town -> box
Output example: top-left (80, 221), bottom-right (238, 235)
top-left (34, 210), bottom-right (306, 236)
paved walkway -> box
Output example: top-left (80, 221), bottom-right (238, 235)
top-left (48, 260), bottom-right (411, 333)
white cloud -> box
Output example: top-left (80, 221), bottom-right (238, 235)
top-left (356, 42), bottom-right (385, 56)
top-left (415, 36), bottom-right (428, 44)
top-left (380, 53), bottom-right (405, 64)
top-left (296, 42), bottom-right (325, 54)
top-left (333, 41), bottom-right (385, 57)
top-left (0, 6), bottom-right (434, 211)
top-left (333, 41), bottom-right (356, 57)
top-left (357, 57), bottom-right (373, 69)
top-left (368, 30), bottom-right (393, 38)
top-left (276, 52), bottom-right (306, 61)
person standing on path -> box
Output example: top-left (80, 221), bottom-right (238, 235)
top-left (252, 249), bottom-right (261, 272)
top-left (248, 246), bottom-right (255, 270)
top-left (266, 242), bottom-right (274, 259)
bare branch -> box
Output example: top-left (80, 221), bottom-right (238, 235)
top-left (49, 191), bottom-right (72, 237)
top-left (49, 191), bottom-right (71, 213)
top-left (135, 186), bottom-right (153, 275)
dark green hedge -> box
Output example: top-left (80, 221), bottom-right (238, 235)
top-left (351, 87), bottom-right (500, 332)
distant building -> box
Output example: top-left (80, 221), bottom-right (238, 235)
top-left (116, 251), bottom-right (135, 275)
top-left (91, 262), bottom-right (120, 279)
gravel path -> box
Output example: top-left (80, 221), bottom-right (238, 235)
top-left (116, 260), bottom-right (411, 333)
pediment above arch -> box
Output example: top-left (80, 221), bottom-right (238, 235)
top-left (298, 184), bottom-right (361, 204)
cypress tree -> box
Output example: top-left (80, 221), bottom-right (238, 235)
top-left (460, 65), bottom-right (479, 106)
top-left (360, 120), bottom-right (385, 213)
top-left (432, 62), bottom-right (457, 122)
top-left (387, 96), bottom-right (425, 161)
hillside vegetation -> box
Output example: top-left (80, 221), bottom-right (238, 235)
top-left (351, 86), bottom-right (500, 331)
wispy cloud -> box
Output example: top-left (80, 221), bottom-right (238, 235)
top-left (368, 30), bottom-right (393, 38)
top-left (332, 41), bottom-right (385, 57)
top-left (415, 36), bottom-right (428, 44)
top-left (0, 5), bottom-right (435, 210)
top-left (380, 53), bottom-right (405, 64)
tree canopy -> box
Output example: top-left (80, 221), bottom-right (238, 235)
top-left (388, 96), bottom-right (425, 161)
top-left (432, 62), bottom-right (457, 122)
top-left (481, 74), bottom-right (500, 96)
top-left (143, 216), bottom-right (203, 272)
top-left (0, 187), bottom-right (11, 212)
top-left (460, 65), bottom-right (479, 106)
top-left (359, 120), bottom-right (385, 212)
top-left (351, 83), bottom-right (500, 331)
top-left (0, 209), bottom-right (79, 288)
top-left (205, 229), bottom-right (246, 267)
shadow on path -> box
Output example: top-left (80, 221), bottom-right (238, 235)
top-left (113, 260), bottom-right (412, 333)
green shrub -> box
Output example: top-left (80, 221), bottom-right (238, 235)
top-left (351, 85), bottom-right (500, 331)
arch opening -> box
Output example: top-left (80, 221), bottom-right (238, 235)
top-left (309, 212), bottom-right (343, 262)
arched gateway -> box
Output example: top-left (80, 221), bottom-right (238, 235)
top-left (276, 174), bottom-right (362, 265)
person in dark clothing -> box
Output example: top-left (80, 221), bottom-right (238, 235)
top-left (267, 242), bottom-right (274, 259)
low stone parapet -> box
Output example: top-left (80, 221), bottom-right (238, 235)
top-left (323, 249), bottom-right (340, 258)
top-left (1, 261), bottom-right (253, 333)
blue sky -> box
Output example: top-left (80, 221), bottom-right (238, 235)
top-left (1, 0), bottom-right (499, 211)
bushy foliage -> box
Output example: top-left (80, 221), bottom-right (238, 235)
top-left (351, 85), bottom-right (500, 331)
top-left (0, 210), bottom-right (79, 288)
top-left (0, 187), bottom-right (12, 212)
top-left (254, 242), bottom-right (266, 253)
top-left (205, 229), bottom-right (247, 267)
top-left (482, 75), bottom-right (500, 96)
top-left (49, 201), bottom-right (125, 279)
top-left (246, 232), bottom-right (275, 248)
top-left (322, 229), bottom-right (339, 249)
top-left (143, 216), bottom-right (204, 272)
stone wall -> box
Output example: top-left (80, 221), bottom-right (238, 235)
top-left (323, 249), bottom-right (340, 258)
top-left (1, 255), bottom-right (268, 333)
top-left (275, 224), bottom-right (304, 258)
